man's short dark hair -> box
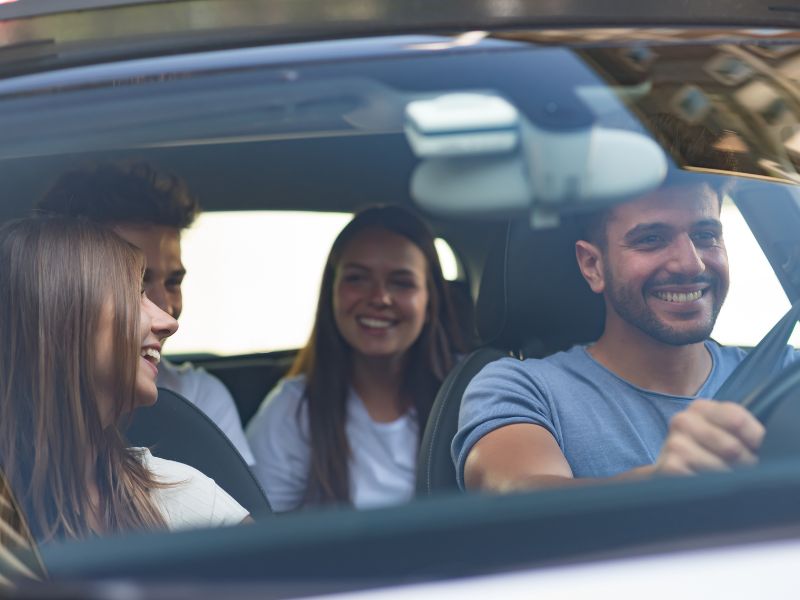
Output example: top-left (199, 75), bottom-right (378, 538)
top-left (38, 163), bottom-right (199, 229)
top-left (577, 179), bottom-right (727, 251)
top-left (578, 209), bottom-right (611, 250)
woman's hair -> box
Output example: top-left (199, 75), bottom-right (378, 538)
top-left (0, 217), bottom-right (166, 541)
top-left (289, 205), bottom-right (465, 506)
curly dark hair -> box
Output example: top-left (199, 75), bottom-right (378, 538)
top-left (38, 163), bottom-right (199, 229)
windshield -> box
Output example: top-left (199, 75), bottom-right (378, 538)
top-left (2, 8), bottom-right (800, 596)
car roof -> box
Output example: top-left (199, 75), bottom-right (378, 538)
top-left (3, 0), bottom-right (800, 82)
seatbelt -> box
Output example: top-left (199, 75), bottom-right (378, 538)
top-left (713, 299), bottom-right (800, 404)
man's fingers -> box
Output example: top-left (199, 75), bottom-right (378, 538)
top-left (657, 399), bottom-right (765, 476)
top-left (684, 399), bottom-right (765, 453)
top-left (659, 431), bottom-right (732, 475)
top-left (669, 407), bottom-right (760, 466)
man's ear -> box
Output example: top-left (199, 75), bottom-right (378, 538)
top-left (575, 240), bottom-right (605, 294)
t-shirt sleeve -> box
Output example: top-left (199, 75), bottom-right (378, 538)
top-left (208, 478), bottom-right (251, 526)
top-left (143, 451), bottom-right (249, 530)
top-left (781, 344), bottom-right (800, 368)
top-left (245, 378), bottom-right (311, 512)
top-left (451, 357), bottom-right (559, 490)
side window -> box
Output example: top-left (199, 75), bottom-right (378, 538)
top-left (711, 198), bottom-right (799, 347)
top-left (168, 211), bottom-right (461, 356)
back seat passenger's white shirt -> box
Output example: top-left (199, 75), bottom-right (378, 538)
top-left (246, 375), bottom-right (418, 512)
top-left (157, 359), bottom-right (255, 465)
top-left (137, 448), bottom-right (249, 530)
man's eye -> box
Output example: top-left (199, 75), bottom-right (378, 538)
top-left (635, 234), bottom-right (664, 247)
top-left (692, 231), bottom-right (720, 246)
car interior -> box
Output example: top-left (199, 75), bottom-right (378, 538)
top-left (7, 2), bottom-right (800, 593)
top-left (417, 217), bottom-right (605, 494)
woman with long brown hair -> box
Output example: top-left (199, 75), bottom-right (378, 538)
top-left (247, 206), bottom-right (464, 511)
top-left (0, 217), bottom-right (248, 542)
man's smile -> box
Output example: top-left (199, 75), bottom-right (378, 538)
top-left (653, 290), bottom-right (704, 303)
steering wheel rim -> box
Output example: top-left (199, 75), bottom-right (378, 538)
top-left (739, 359), bottom-right (800, 461)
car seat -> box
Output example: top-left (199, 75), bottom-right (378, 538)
top-left (125, 387), bottom-right (272, 518)
top-left (416, 218), bottom-right (605, 495)
top-left (446, 279), bottom-right (479, 350)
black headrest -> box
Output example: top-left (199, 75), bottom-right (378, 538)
top-left (476, 218), bottom-right (605, 357)
top-left (126, 388), bottom-right (272, 518)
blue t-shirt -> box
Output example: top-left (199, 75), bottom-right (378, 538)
top-left (452, 341), bottom-right (796, 488)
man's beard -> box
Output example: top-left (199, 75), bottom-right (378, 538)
top-left (605, 270), bottom-right (726, 346)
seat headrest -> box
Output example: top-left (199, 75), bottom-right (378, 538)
top-left (476, 218), bottom-right (605, 357)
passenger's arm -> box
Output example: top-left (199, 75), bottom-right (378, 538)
top-left (465, 399), bottom-right (765, 493)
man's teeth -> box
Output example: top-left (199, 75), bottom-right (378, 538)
top-left (358, 317), bottom-right (392, 328)
top-left (141, 348), bottom-right (161, 364)
top-left (654, 290), bottom-right (703, 303)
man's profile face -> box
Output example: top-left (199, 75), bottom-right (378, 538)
top-left (593, 184), bottom-right (729, 345)
top-left (112, 223), bottom-right (185, 321)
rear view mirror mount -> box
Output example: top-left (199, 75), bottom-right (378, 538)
top-left (407, 92), bottom-right (668, 228)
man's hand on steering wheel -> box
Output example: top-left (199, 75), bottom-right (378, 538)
top-left (654, 399), bottom-right (765, 475)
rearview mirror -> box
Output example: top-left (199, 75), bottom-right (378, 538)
top-left (407, 92), bottom-right (668, 227)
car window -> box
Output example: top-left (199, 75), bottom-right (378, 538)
top-left (169, 211), bottom-right (461, 356)
top-left (712, 198), bottom-right (800, 348)
top-left (172, 203), bottom-right (797, 356)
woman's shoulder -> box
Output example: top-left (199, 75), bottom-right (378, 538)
top-left (133, 448), bottom-right (249, 531)
top-left (245, 375), bottom-right (309, 440)
top-left (258, 374), bottom-right (308, 415)
top-left (136, 447), bottom-right (200, 482)
top-left (269, 374), bottom-right (308, 398)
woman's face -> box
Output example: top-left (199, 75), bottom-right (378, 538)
top-left (94, 293), bottom-right (178, 426)
top-left (333, 228), bottom-right (429, 364)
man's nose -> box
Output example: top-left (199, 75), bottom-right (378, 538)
top-left (668, 234), bottom-right (705, 276)
top-left (146, 284), bottom-right (175, 317)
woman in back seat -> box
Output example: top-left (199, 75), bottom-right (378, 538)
top-left (247, 206), bottom-right (465, 511)
top-left (0, 217), bottom-right (249, 541)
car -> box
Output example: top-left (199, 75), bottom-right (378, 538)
top-left (4, 0), bottom-right (800, 597)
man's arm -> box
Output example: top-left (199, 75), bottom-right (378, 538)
top-left (464, 423), bottom-right (574, 492)
top-left (464, 399), bottom-right (765, 493)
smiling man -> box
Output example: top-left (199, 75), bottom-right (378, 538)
top-left (453, 180), bottom-right (794, 492)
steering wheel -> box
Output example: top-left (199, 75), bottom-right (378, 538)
top-left (739, 359), bottom-right (800, 461)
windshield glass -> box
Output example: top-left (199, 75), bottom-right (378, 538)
top-left (3, 12), bottom-right (800, 596)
